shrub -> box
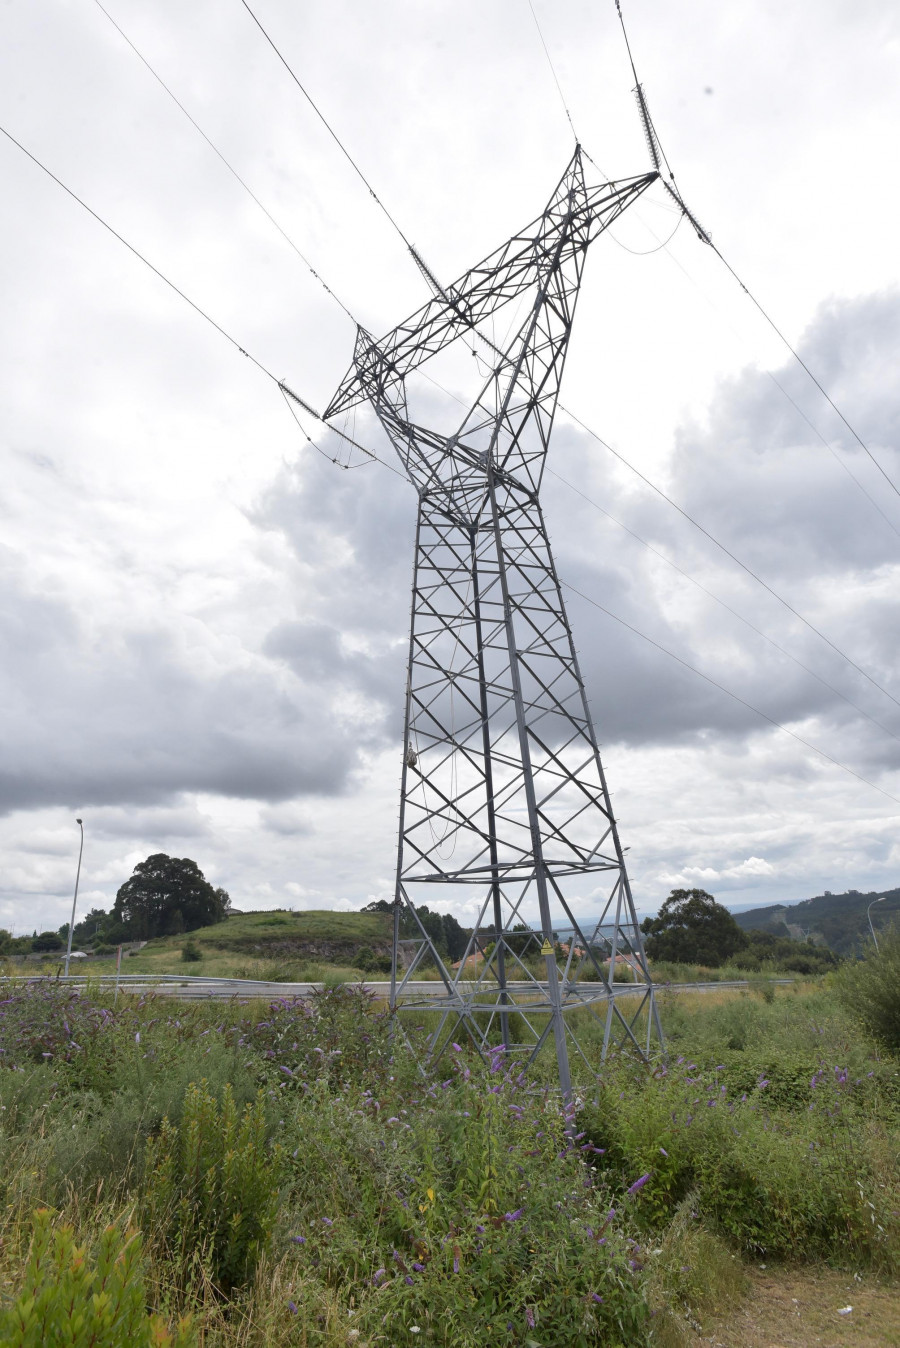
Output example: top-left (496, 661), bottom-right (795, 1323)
top-left (834, 925), bottom-right (900, 1053)
top-left (32, 931), bottom-right (64, 952)
top-left (0, 1209), bottom-right (195, 1346)
top-left (181, 941), bottom-right (203, 964)
top-left (352, 944), bottom-right (391, 973)
top-left (143, 1080), bottom-right (282, 1294)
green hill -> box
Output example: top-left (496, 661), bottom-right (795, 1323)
top-left (184, 908), bottom-right (391, 956)
top-left (734, 886), bottom-right (900, 955)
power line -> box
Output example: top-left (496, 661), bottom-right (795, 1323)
top-left (547, 466), bottom-right (900, 746)
top-left (93, 0), bottom-right (357, 324)
top-left (7, 60), bottom-right (897, 814)
top-left (610, 0), bottom-right (900, 505)
top-left (708, 240), bottom-right (900, 505)
top-left (561, 577), bottom-right (900, 809)
top-left (0, 118), bottom-right (405, 478)
top-left (526, 0), bottom-right (580, 142)
top-left (237, 0), bottom-right (414, 251)
top-left (0, 121), bottom-right (273, 381)
top-left (231, 0), bottom-right (900, 714)
top-left (560, 404), bottom-right (900, 714)
top-left (407, 223), bottom-right (900, 724)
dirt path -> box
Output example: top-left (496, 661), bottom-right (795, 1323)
top-left (704, 1266), bottom-right (899, 1347)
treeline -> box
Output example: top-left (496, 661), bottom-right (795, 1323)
top-left (363, 899), bottom-right (470, 961)
top-left (4, 855), bottom-right (229, 956)
top-left (641, 888), bottom-right (840, 975)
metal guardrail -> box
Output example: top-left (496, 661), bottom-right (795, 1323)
top-left (0, 973), bottom-right (795, 1002)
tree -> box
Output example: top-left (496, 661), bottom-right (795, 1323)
top-left (32, 931), bottom-right (64, 952)
top-left (62, 907), bottom-right (110, 947)
top-left (111, 855), bottom-right (229, 940)
top-left (641, 888), bottom-right (747, 967)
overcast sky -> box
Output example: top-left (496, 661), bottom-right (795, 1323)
top-left (2, 0), bottom-right (899, 933)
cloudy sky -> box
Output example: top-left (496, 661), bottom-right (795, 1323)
top-left (2, 0), bottom-right (899, 933)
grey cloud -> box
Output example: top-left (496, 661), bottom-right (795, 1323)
top-left (251, 306), bottom-right (900, 779)
top-left (0, 556), bottom-right (364, 815)
top-left (260, 802), bottom-right (315, 836)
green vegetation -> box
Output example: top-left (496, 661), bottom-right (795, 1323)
top-left (0, 968), bottom-right (895, 1345)
top-left (110, 853), bottom-right (229, 941)
top-left (0, 1210), bottom-right (195, 1346)
top-left (642, 889), bottom-right (747, 966)
top-left (734, 885), bottom-right (900, 954)
top-left (835, 923), bottom-right (900, 1052)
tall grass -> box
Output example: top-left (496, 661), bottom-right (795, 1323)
top-left (0, 979), bottom-right (895, 1345)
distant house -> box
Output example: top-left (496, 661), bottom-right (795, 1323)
top-left (451, 951), bottom-right (485, 973)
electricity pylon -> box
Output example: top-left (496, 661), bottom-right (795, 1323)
top-left (325, 148), bottom-right (663, 1094)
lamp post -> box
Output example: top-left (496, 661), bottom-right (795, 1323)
top-left (867, 896), bottom-right (885, 952)
top-left (64, 818), bottom-right (84, 978)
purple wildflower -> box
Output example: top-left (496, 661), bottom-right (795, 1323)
top-left (412, 1262), bottom-right (425, 1272)
top-left (504, 1208), bottom-right (524, 1222)
top-left (659, 1146), bottom-right (668, 1157)
top-left (626, 1173), bottom-right (651, 1196)
top-left (525, 1308), bottom-right (535, 1328)
top-left (373, 1268), bottom-right (386, 1283)
top-left (291, 1235), bottom-right (306, 1245)
top-left (405, 1275), bottom-right (414, 1286)
top-left (287, 1301), bottom-right (298, 1314)
top-left (591, 1293), bottom-right (603, 1304)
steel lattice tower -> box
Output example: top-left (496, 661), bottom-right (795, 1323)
top-left (325, 148), bottom-right (663, 1093)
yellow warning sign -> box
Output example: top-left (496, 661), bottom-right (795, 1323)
top-left (540, 939), bottom-right (554, 956)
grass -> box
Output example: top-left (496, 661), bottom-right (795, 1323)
top-left (0, 978), bottom-right (895, 1345)
top-left (8, 909), bottom-right (392, 982)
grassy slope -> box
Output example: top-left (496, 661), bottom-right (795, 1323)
top-left (28, 910), bottom-right (394, 981)
top-left (734, 888), bottom-right (900, 954)
top-left (184, 909), bottom-right (392, 949)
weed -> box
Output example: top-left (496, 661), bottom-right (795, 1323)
top-left (143, 1081), bottom-right (283, 1296)
top-left (0, 1208), bottom-right (195, 1346)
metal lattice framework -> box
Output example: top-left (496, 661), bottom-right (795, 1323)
top-left (325, 148), bottom-right (663, 1095)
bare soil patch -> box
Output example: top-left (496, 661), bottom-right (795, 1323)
top-left (702, 1265), bottom-right (899, 1347)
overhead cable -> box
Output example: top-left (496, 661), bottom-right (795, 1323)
top-left (237, 0), bottom-right (414, 251)
top-left (611, 0), bottom-right (900, 503)
top-left (561, 404), bottom-right (900, 714)
top-left (93, 0), bottom-right (357, 324)
top-left (11, 42), bottom-right (898, 809)
top-left (561, 578), bottom-right (900, 809)
top-left (547, 467), bottom-right (900, 745)
top-left (0, 119), bottom-right (404, 477)
top-left (526, 0), bottom-right (580, 142)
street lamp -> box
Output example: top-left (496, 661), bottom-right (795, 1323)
top-left (64, 818), bottom-right (84, 978)
top-left (867, 896), bottom-right (885, 952)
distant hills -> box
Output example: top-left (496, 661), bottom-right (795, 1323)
top-left (733, 886), bottom-right (900, 955)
